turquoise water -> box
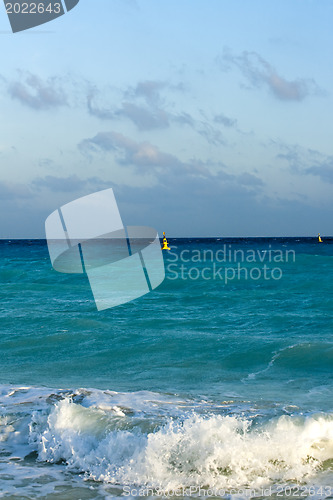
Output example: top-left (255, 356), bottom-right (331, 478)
top-left (0, 238), bottom-right (332, 498)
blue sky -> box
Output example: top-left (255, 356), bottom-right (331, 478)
top-left (0, 0), bottom-right (332, 237)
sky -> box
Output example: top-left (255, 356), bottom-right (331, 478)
top-left (0, 0), bottom-right (332, 237)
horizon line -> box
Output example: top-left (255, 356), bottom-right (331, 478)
top-left (0, 235), bottom-right (332, 240)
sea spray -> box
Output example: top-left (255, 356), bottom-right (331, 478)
top-left (29, 397), bottom-right (333, 490)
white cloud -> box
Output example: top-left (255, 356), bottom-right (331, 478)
top-left (218, 49), bottom-right (321, 101)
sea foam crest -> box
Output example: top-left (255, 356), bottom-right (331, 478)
top-left (29, 398), bottom-right (333, 490)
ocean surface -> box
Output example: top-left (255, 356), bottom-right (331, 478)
top-left (0, 237), bottom-right (332, 499)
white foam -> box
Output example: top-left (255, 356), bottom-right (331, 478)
top-left (1, 385), bottom-right (333, 494)
top-left (30, 398), bottom-right (333, 490)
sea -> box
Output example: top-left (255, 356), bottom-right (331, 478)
top-left (0, 237), bottom-right (332, 499)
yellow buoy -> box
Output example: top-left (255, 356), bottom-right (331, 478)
top-left (161, 231), bottom-right (170, 251)
top-left (318, 233), bottom-right (323, 243)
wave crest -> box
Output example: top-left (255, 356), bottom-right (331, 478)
top-left (30, 398), bottom-right (333, 489)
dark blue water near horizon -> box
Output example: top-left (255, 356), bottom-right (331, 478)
top-left (0, 237), bottom-right (332, 498)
